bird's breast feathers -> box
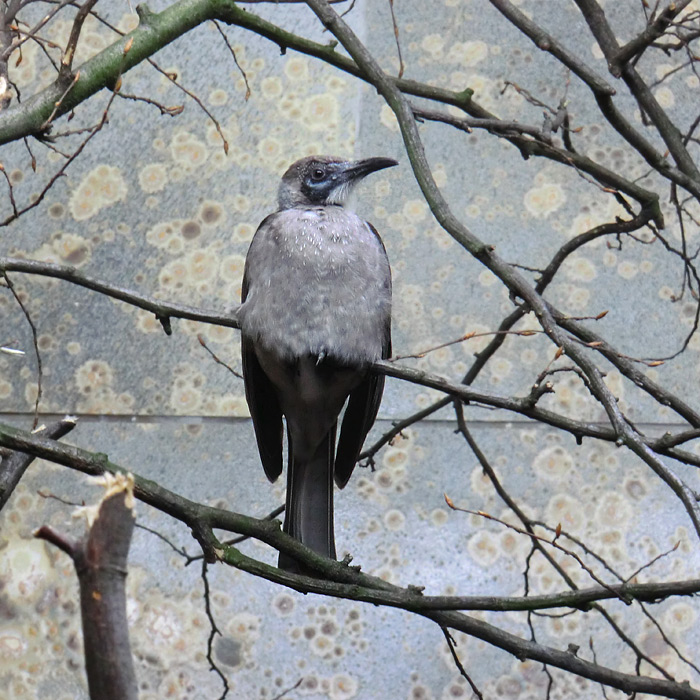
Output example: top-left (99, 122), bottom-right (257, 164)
top-left (239, 207), bottom-right (391, 363)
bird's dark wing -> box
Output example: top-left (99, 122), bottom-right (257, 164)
top-left (335, 220), bottom-right (392, 489)
top-left (241, 272), bottom-right (283, 482)
top-left (334, 323), bottom-right (391, 490)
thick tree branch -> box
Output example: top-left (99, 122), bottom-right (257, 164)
top-left (611, 1), bottom-right (695, 75)
top-left (1, 421), bottom-right (697, 700)
top-left (4, 256), bottom-right (700, 468)
top-left (0, 416), bottom-right (76, 510)
top-left (488, 0), bottom-right (615, 96)
top-left (490, 0), bottom-right (700, 200)
top-left (0, 0), bottom-right (475, 146)
top-left (0, 0), bottom-right (217, 144)
top-left (573, 0), bottom-right (700, 187)
top-left (0, 257), bottom-right (239, 333)
top-left (36, 478), bottom-right (137, 700)
top-left (304, 0), bottom-right (700, 544)
top-left (413, 106), bottom-right (661, 214)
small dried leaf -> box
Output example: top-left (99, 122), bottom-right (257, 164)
top-left (123, 37), bottom-right (134, 55)
top-left (595, 310), bottom-right (609, 320)
top-left (444, 494), bottom-right (455, 509)
top-left (587, 341), bottom-right (603, 347)
top-left (554, 346), bottom-right (564, 359)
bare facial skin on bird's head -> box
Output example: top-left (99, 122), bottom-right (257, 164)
top-left (239, 155), bottom-right (396, 573)
top-left (277, 155), bottom-right (398, 209)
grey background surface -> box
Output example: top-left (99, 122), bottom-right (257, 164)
top-left (2, 1), bottom-right (700, 698)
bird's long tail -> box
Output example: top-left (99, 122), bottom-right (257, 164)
top-left (278, 430), bottom-right (336, 573)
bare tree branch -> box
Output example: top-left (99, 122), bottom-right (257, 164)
top-left (1, 421), bottom-right (698, 699)
top-left (0, 416), bottom-right (76, 509)
top-left (36, 478), bottom-right (137, 700)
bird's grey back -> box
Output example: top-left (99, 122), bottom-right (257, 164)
top-left (239, 205), bottom-right (391, 364)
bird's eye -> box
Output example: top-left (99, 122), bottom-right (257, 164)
top-left (311, 168), bottom-right (325, 181)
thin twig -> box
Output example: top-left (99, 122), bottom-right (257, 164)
top-left (387, 0), bottom-right (404, 78)
top-left (624, 542), bottom-right (680, 584)
top-left (201, 559), bottom-right (229, 699)
top-left (212, 20), bottom-right (251, 102)
top-left (1, 271), bottom-right (42, 427)
top-left (0, 164), bottom-right (18, 216)
top-left (441, 627), bottom-right (484, 699)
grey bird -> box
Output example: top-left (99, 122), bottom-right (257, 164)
top-left (239, 155), bottom-right (396, 572)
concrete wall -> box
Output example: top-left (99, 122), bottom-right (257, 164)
top-left (2, 1), bottom-right (699, 697)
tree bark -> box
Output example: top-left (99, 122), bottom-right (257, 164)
top-left (36, 483), bottom-right (137, 700)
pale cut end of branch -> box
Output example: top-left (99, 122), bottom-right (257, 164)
top-left (0, 77), bottom-right (10, 107)
top-left (34, 415), bottom-right (78, 433)
top-left (74, 472), bottom-right (135, 526)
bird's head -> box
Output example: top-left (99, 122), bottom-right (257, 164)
top-left (277, 155), bottom-right (398, 210)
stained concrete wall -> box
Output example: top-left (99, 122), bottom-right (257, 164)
top-left (2, 1), bottom-right (700, 698)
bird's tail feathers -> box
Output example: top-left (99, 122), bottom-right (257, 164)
top-left (278, 429), bottom-right (336, 573)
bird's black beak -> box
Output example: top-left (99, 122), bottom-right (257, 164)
top-left (343, 157), bottom-right (399, 182)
